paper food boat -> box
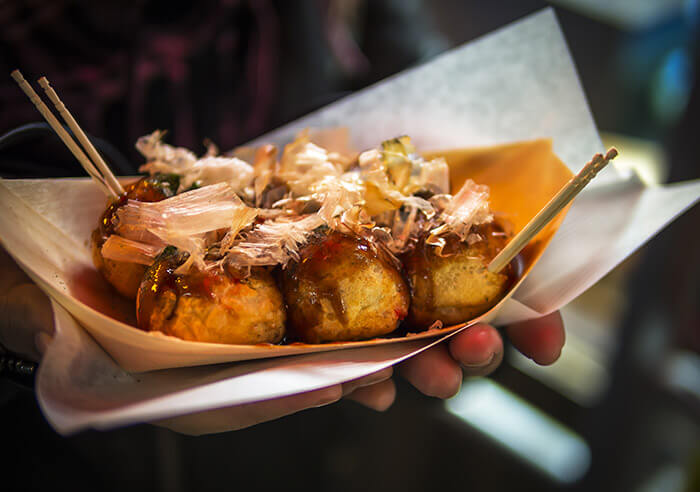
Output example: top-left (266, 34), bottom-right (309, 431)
top-left (1, 9), bottom-right (698, 433)
top-left (0, 138), bottom-right (572, 372)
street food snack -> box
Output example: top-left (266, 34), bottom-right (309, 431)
top-left (137, 247), bottom-right (286, 344)
top-left (91, 174), bottom-right (179, 298)
top-left (90, 130), bottom-right (517, 344)
top-left (282, 231), bottom-right (410, 343)
top-left (403, 222), bottom-right (513, 328)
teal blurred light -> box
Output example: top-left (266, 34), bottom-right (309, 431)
top-left (445, 379), bottom-right (591, 484)
top-left (650, 47), bottom-right (693, 125)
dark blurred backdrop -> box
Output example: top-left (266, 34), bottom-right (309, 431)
top-left (1, 1), bottom-right (699, 491)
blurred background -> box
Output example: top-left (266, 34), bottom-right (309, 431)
top-left (1, 1), bottom-right (699, 490)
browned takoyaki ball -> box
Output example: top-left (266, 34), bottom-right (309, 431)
top-left (137, 247), bottom-right (286, 344)
top-left (403, 222), bottom-right (513, 329)
top-left (91, 174), bottom-right (179, 299)
top-left (282, 231), bottom-right (409, 343)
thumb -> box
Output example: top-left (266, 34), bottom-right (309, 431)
top-left (0, 283), bottom-right (54, 362)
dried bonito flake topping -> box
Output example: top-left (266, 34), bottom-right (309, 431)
top-left (116, 183), bottom-right (258, 273)
top-left (136, 130), bottom-right (254, 196)
top-left (115, 129), bottom-right (494, 271)
top-left (426, 179), bottom-right (493, 255)
top-left (136, 130), bottom-right (197, 173)
top-left (101, 235), bottom-right (163, 265)
top-left (278, 133), bottom-right (344, 196)
top-left (225, 215), bottom-right (326, 268)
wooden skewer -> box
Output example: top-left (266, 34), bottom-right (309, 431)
top-left (10, 70), bottom-right (116, 199)
top-left (38, 76), bottom-right (125, 196)
top-left (488, 148), bottom-right (619, 273)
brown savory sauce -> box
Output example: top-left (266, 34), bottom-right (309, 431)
top-left (136, 249), bottom-right (246, 331)
top-left (401, 220), bottom-right (519, 324)
top-left (282, 231), bottom-right (407, 342)
top-left (135, 223), bottom-right (522, 343)
top-left (90, 174), bottom-right (181, 299)
top-left (94, 174), bottom-right (179, 241)
top-left (135, 221), bottom-right (521, 343)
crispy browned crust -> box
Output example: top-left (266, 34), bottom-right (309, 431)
top-left (137, 252), bottom-right (286, 344)
top-left (403, 223), bottom-right (512, 328)
top-left (282, 232), bottom-right (409, 343)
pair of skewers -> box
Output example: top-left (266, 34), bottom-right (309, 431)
top-left (10, 70), bottom-right (124, 199)
top-left (9, 69), bottom-right (617, 274)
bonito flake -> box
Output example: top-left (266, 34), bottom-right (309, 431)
top-left (137, 130), bottom-right (255, 197)
top-left (109, 130), bottom-right (493, 272)
top-left (116, 183), bottom-right (258, 272)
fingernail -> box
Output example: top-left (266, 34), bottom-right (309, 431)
top-left (461, 352), bottom-right (495, 369)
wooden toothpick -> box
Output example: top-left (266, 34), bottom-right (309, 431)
top-left (38, 77), bottom-right (124, 196)
top-left (488, 148), bottom-right (619, 273)
top-left (10, 70), bottom-right (117, 199)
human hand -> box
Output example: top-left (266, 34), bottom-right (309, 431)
top-left (0, 247), bottom-right (54, 362)
top-left (155, 367), bottom-right (395, 435)
top-left (399, 314), bottom-right (565, 398)
top-left (234, 313), bottom-right (567, 427)
top-left (216, 313), bottom-right (567, 430)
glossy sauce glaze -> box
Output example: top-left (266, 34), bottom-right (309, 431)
top-left (282, 231), bottom-right (409, 343)
top-left (136, 247), bottom-right (239, 331)
top-left (90, 174), bottom-right (180, 299)
top-left (402, 221), bottom-right (520, 327)
top-left (94, 174), bottom-right (179, 240)
top-left (139, 227), bottom-right (520, 343)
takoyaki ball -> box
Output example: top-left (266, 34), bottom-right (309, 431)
top-left (403, 222), bottom-right (513, 329)
top-left (282, 232), bottom-right (410, 343)
top-left (137, 248), bottom-right (286, 344)
top-left (91, 174), bottom-right (179, 299)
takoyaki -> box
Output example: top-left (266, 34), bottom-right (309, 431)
top-left (89, 130), bottom-right (518, 346)
top-left (91, 174), bottom-right (179, 298)
top-left (282, 231), bottom-right (409, 343)
top-left (137, 247), bottom-right (286, 344)
top-left (403, 222), bottom-right (513, 329)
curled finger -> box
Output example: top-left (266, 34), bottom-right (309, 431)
top-left (506, 311), bottom-right (565, 365)
top-left (448, 323), bottom-right (504, 376)
top-left (346, 378), bottom-right (396, 411)
top-left (341, 367), bottom-right (393, 396)
top-left (399, 344), bottom-right (462, 399)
